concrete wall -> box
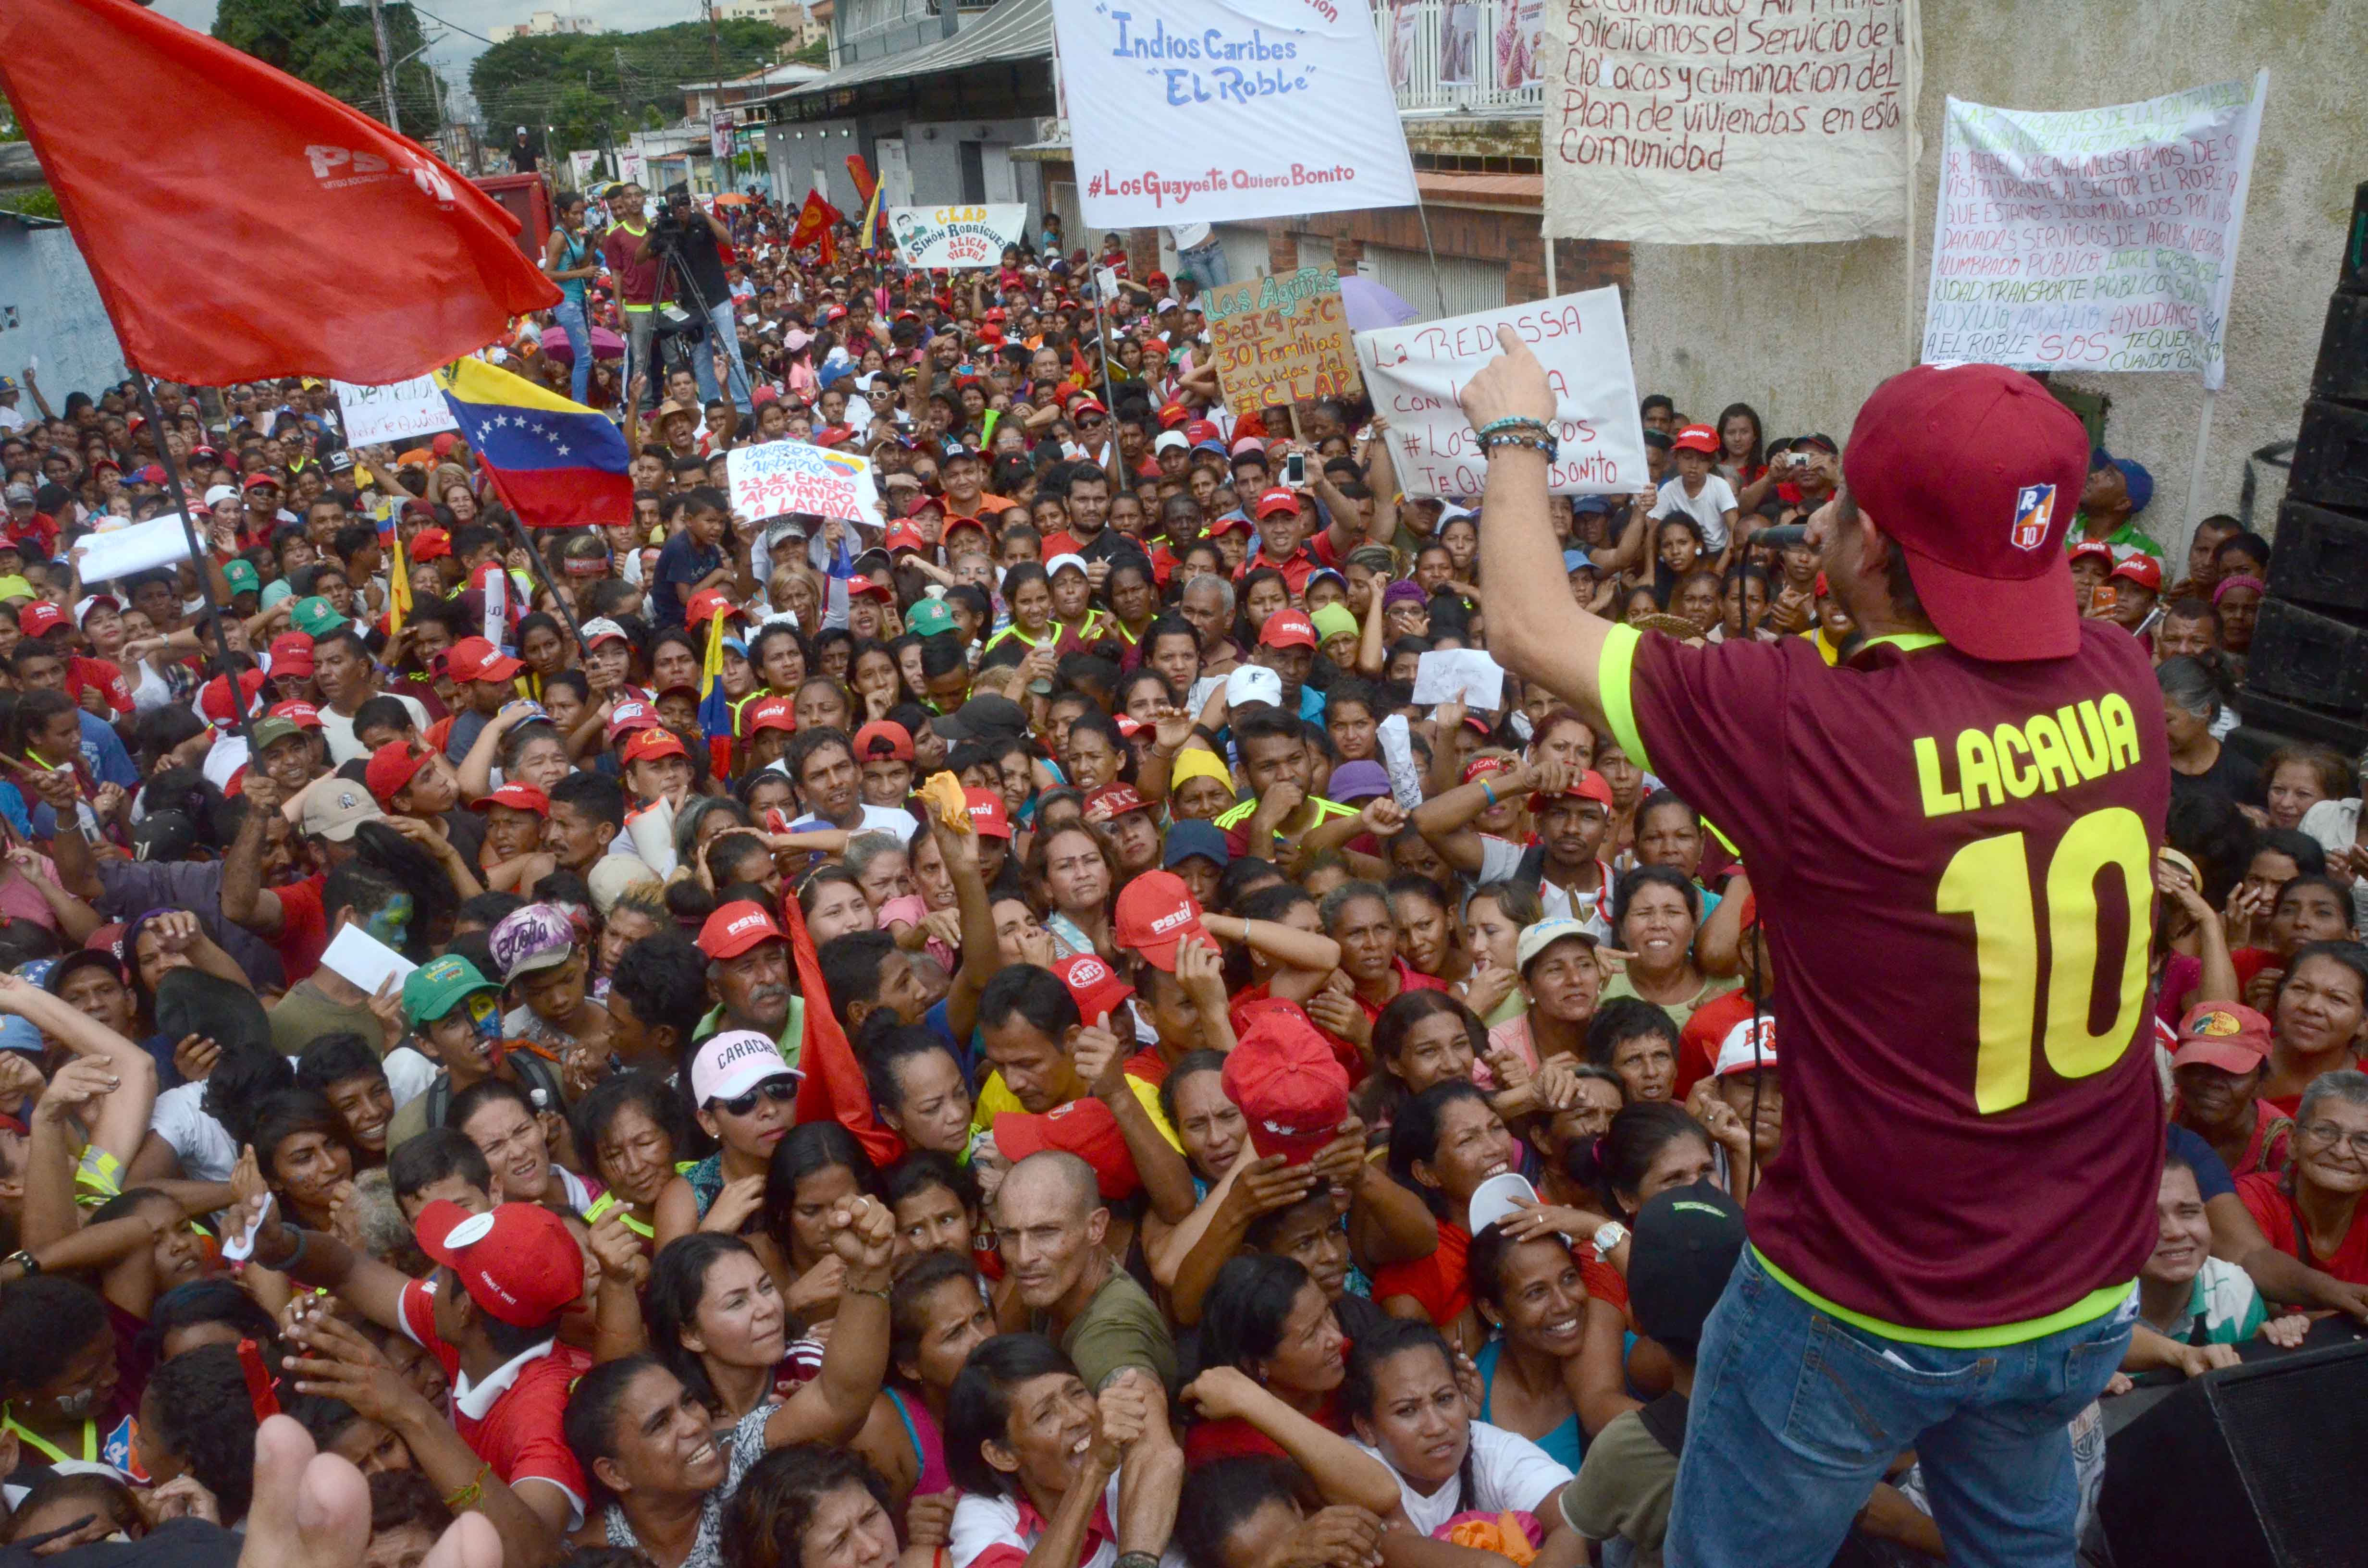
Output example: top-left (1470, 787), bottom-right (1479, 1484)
top-left (1622, 0), bottom-right (2367, 557)
top-left (901, 116), bottom-right (1043, 213)
top-left (0, 224), bottom-right (126, 405)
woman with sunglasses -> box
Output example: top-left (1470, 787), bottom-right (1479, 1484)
top-left (655, 1029), bottom-right (803, 1251)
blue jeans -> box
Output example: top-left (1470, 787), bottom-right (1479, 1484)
top-left (1666, 1248), bottom-right (2131, 1568)
top-left (1176, 236), bottom-right (1230, 290)
top-left (693, 299), bottom-right (752, 413)
top-left (553, 296), bottom-right (592, 405)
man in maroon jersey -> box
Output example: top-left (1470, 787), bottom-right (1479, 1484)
top-left (1468, 337), bottom-right (2165, 1567)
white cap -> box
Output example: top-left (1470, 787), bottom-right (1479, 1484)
top-left (1225, 664), bottom-right (1283, 710)
top-left (1156, 296), bottom-right (1179, 311)
top-left (204, 484), bottom-right (239, 509)
top-left (1713, 1016), bottom-right (1778, 1078)
top-left (73, 595), bottom-right (121, 627)
top-left (1467, 1171), bottom-right (1542, 1239)
top-left (1438, 503), bottom-right (1477, 525)
top-left (580, 616), bottom-right (630, 647)
top-left (690, 1029), bottom-right (802, 1106)
top-left (1043, 552), bottom-right (1089, 580)
top-left (1153, 431), bottom-right (1189, 455)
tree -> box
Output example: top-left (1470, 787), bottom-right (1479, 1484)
top-left (468, 18), bottom-right (787, 148)
top-left (213, 0), bottom-right (442, 132)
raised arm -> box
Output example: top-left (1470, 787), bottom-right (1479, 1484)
top-left (938, 814), bottom-right (999, 1045)
top-left (220, 795), bottom-right (287, 937)
top-left (1178, 1368), bottom-right (1400, 1516)
top-left (765, 1196), bottom-right (895, 1447)
top-left (0, 972), bottom-right (155, 1169)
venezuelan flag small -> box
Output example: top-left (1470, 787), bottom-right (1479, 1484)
top-left (433, 357), bottom-right (633, 530)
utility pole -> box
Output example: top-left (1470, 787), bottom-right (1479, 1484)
top-left (705, 0), bottom-right (726, 192)
top-left (367, 0), bottom-right (402, 135)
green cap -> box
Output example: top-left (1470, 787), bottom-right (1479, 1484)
top-left (905, 598), bottom-right (957, 638)
top-left (291, 595), bottom-right (349, 637)
top-left (402, 954), bottom-right (499, 1026)
top-left (251, 716), bottom-right (303, 751)
top-left (222, 560), bottom-right (260, 595)
top-left (1310, 603), bottom-right (1358, 644)
top-left (0, 575), bottom-right (32, 603)
top-left (259, 580), bottom-right (294, 612)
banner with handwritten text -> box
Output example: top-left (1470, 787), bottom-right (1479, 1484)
top-left (725, 440), bottom-right (886, 528)
top-left (888, 204), bottom-right (1029, 269)
top-left (1919, 74), bottom-right (2268, 392)
top-left (333, 376), bottom-right (455, 447)
top-left (1052, 0), bottom-right (1419, 227)
top-left (1206, 268), bottom-right (1364, 412)
top-left (1540, 0), bottom-right (1912, 243)
top-left (1353, 288), bottom-right (1647, 498)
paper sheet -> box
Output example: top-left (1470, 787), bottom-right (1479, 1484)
top-left (1412, 649), bottom-right (1506, 711)
top-left (319, 924), bottom-right (416, 998)
top-left (1377, 714), bottom-right (1426, 810)
top-left (74, 514), bottom-right (197, 585)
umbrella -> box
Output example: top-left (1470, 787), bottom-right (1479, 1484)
top-left (1341, 274), bottom-right (1421, 332)
top-left (542, 325), bottom-right (626, 365)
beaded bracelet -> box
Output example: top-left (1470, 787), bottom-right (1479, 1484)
top-left (1476, 415), bottom-right (1553, 440)
top-left (1480, 429), bottom-right (1559, 461)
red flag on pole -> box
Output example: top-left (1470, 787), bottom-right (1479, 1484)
top-left (0, 0), bottom-right (559, 386)
top-left (788, 189), bottom-right (843, 256)
top-left (782, 878), bottom-right (902, 1169)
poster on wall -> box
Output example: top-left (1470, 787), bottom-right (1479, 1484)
top-left (1052, 0), bottom-right (1420, 227)
top-left (1437, 0), bottom-right (1478, 85)
top-left (888, 204), bottom-right (1030, 268)
top-left (1919, 73), bottom-right (2268, 391)
top-left (1540, 0), bottom-right (1914, 243)
top-left (1386, 0), bottom-right (1421, 92)
top-left (1494, 0), bottom-right (1544, 91)
top-left (617, 149), bottom-right (647, 187)
top-left (1204, 268), bottom-right (1364, 411)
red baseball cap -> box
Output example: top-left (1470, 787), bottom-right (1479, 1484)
top-left (414, 1200), bottom-right (583, 1328)
top-left (470, 781), bottom-right (550, 816)
top-left (687, 589), bottom-right (740, 629)
top-left (199, 668), bottom-right (268, 725)
top-left (1842, 363), bottom-right (2091, 662)
top-left (1082, 783), bottom-right (1147, 824)
top-left (2109, 555), bottom-right (2163, 592)
top-left (604, 700), bottom-right (660, 742)
top-left (1068, 395), bottom-right (1108, 416)
top-left (364, 741), bottom-right (435, 806)
top-left (267, 631), bottom-right (316, 676)
top-left (1113, 871), bottom-right (1207, 972)
top-left (698, 899), bottom-right (786, 960)
top-left (2171, 1001), bottom-right (2273, 1076)
top-left (993, 1099), bottom-right (1140, 1200)
top-left (1671, 424), bottom-right (1720, 454)
top-left (1156, 402), bottom-right (1191, 429)
top-left (848, 578), bottom-right (895, 602)
top-left (1528, 769), bottom-right (1615, 813)
top-left (1222, 1006), bottom-right (1351, 1165)
top-left (1260, 609), bottom-right (1316, 651)
top-left (1051, 952), bottom-right (1134, 1022)
top-left (1253, 487), bottom-right (1302, 521)
top-left (743, 695), bottom-right (797, 735)
top-left (883, 522), bottom-right (931, 553)
top-left (622, 728), bottom-right (688, 767)
top-left (408, 527), bottom-right (453, 562)
top-left (269, 699), bottom-right (323, 729)
top-left (2068, 539), bottom-right (2116, 568)
top-left (16, 602), bottom-right (65, 638)
top-left (447, 636), bottom-right (523, 685)
top-left (854, 720), bottom-right (914, 762)
top-left (1206, 514), bottom-right (1254, 538)
top-left (964, 787), bottom-right (1012, 840)
top-left (1184, 419), bottom-right (1221, 447)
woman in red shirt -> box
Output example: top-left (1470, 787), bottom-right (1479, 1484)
top-left (2237, 1069), bottom-right (2368, 1292)
top-left (1180, 1255), bottom-right (1348, 1465)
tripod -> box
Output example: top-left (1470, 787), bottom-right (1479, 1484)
top-left (649, 219), bottom-right (752, 415)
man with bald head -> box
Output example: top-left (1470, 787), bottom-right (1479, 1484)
top-left (995, 1150), bottom-right (1177, 1391)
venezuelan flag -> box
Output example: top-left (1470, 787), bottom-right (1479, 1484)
top-left (433, 357), bottom-right (632, 530)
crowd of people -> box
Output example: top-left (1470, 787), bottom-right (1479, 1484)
top-left (0, 180), bottom-right (2356, 1568)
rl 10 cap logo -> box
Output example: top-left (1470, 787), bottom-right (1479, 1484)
top-left (2010, 482), bottom-right (2056, 552)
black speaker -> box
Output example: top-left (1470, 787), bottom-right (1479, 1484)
top-left (2099, 1339), bottom-right (2368, 1568)
top-left (2343, 181), bottom-right (2368, 296)
top-left (2312, 291), bottom-right (2368, 404)
top-left (2289, 398), bottom-right (2368, 512)
top-left (2264, 497), bottom-right (2368, 615)
top-left (2245, 598), bottom-right (2368, 710)
top-left (2233, 689), bottom-right (2368, 758)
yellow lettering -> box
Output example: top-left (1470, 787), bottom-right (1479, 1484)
top-left (1993, 724), bottom-right (2038, 798)
top-left (2023, 713), bottom-right (2078, 795)
top-left (1956, 728), bottom-right (2004, 811)
top-left (1914, 735), bottom-right (1962, 817)
top-left (2057, 701), bottom-right (2109, 781)
top-left (2099, 694), bottom-right (2142, 772)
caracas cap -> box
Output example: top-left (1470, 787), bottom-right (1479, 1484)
top-left (690, 1028), bottom-right (801, 1105)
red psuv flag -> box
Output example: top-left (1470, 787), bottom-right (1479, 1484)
top-left (0, 0), bottom-right (559, 386)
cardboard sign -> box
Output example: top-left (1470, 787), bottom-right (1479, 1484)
top-left (333, 376), bottom-right (456, 447)
top-left (888, 203), bottom-right (1029, 269)
top-left (725, 438), bottom-right (886, 528)
top-left (1204, 268), bottom-right (1363, 412)
top-left (1920, 74), bottom-right (2269, 391)
top-left (1354, 287), bottom-right (1648, 497)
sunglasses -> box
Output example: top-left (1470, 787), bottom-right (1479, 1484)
top-left (712, 1078), bottom-right (797, 1116)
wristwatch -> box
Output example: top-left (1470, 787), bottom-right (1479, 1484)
top-left (4, 1250), bottom-right (38, 1278)
top-left (1591, 1221), bottom-right (1628, 1259)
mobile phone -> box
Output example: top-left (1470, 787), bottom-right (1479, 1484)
top-left (1285, 452), bottom-right (1305, 488)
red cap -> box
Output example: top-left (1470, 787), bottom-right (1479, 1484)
top-left (1222, 1006), bottom-right (1351, 1165)
top-left (409, 527), bottom-right (453, 562)
top-left (1259, 609), bottom-right (1317, 650)
top-left (1113, 870), bottom-right (1207, 972)
top-left (16, 602), bottom-right (65, 638)
top-left (2171, 1001), bottom-right (2273, 1076)
top-left (446, 636), bottom-right (524, 684)
top-left (853, 720), bottom-right (913, 762)
top-left (199, 667), bottom-right (268, 724)
top-left (993, 1098), bottom-right (1140, 1200)
top-left (241, 471), bottom-right (281, 492)
top-left (470, 781), bottom-right (550, 816)
top-left (1068, 395), bottom-right (1107, 416)
top-left (431, 432), bottom-right (460, 457)
top-left (686, 588), bottom-right (740, 629)
top-left (364, 741), bottom-right (434, 806)
top-left (1156, 402), bottom-right (1191, 429)
top-left (743, 695), bottom-right (797, 735)
top-left (1052, 952), bottom-right (1135, 1022)
top-left (2109, 555), bottom-right (2163, 592)
top-left (1082, 783), bottom-right (1148, 824)
top-left (604, 700), bottom-right (659, 742)
top-left (1842, 363), bottom-right (2090, 662)
top-left (904, 494), bottom-right (947, 519)
top-left (1206, 513), bottom-right (1254, 537)
top-left (1253, 487), bottom-right (1302, 521)
top-left (848, 578), bottom-right (894, 602)
top-left (698, 899), bottom-right (786, 959)
top-left (1671, 423), bottom-right (1720, 454)
top-left (963, 787), bottom-right (1013, 839)
top-left (622, 728), bottom-right (688, 767)
top-left (2068, 539), bottom-right (2116, 567)
top-left (1184, 419), bottom-right (1221, 447)
top-left (1528, 769), bottom-right (1616, 813)
top-left (269, 699), bottom-right (323, 729)
top-left (414, 1200), bottom-right (583, 1328)
top-left (267, 631), bottom-right (316, 677)
top-left (883, 521), bottom-right (931, 553)
top-left (1461, 753), bottom-right (1515, 786)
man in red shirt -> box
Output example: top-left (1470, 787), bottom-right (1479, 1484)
top-left (1471, 339), bottom-right (2166, 1566)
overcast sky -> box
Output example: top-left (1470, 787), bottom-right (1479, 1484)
top-left (150, 0), bottom-right (710, 79)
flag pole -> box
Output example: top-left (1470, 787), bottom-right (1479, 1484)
top-left (133, 373), bottom-right (257, 747)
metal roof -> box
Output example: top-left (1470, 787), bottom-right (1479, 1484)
top-left (750, 0), bottom-right (1049, 106)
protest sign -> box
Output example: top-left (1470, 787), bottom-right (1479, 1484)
top-left (75, 514), bottom-right (196, 583)
top-left (618, 149), bottom-right (647, 186)
top-left (888, 204), bottom-right (1029, 269)
top-left (1355, 287), bottom-right (1647, 498)
top-left (1204, 268), bottom-right (1363, 411)
top-left (710, 116), bottom-right (734, 159)
top-left (1920, 74), bottom-right (2268, 392)
top-left (1052, 0), bottom-right (1419, 227)
top-left (726, 440), bottom-right (886, 529)
top-left (333, 375), bottom-right (456, 447)
top-left (1540, 0), bottom-right (1912, 243)
top-left (569, 149), bottom-right (597, 187)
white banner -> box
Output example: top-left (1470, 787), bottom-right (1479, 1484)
top-left (568, 149), bottom-right (598, 188)
top-left (618, 150), bottom-right (647, 187)
top-left (710, 116), bottom-right (735, 159)
top-left (1920, 74), bottom-right (2268, 392)
top-left (333, 376), bottom-right (456, 447)
top-left (1541, 0), bottom-right (1912, 243)
top-left (1053, 0), bottom-right (1419, 227)
top-left (888, 204), bottom-right (1029, 269)
top-left (725, 439), bottom-right (886, 528)
top-left (1354, 287), bottom-right (1647, 499)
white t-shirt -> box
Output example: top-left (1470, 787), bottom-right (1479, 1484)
top-left (149, 1081), bottom-right (239, 1184)
top-left (788, 803), bottom-right (919, 843)
top-left (1356, 1421), bottom-right (1575, 1537)
top-left (950, 1472), bottom-right (1123, 1568)
top-left (320, 692), bottom-right (434, 764)
top-left (1475, 836), bottom-right (1614, 938)
top-left (1650, 473), bottom-right (1739, 552)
